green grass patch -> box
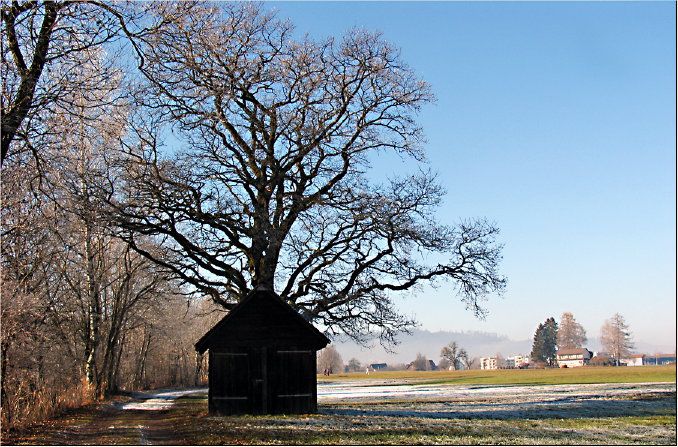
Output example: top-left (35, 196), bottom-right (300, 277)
top-left (319, 365), bottom-right (676, 386)
top-left (546, 414), bottom-right (677, 429)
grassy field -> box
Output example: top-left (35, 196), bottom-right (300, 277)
top-left (160, 394), bottom-right (677, 445)
top-left (5, 389), bottom-right (675, 445)
top-left (4, 365), bottom-right (675, 445)
top-left (318, 364), bottom-right (677, 386)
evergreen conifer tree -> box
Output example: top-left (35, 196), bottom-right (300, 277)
top-left (530, 318), bottom-right (559, 366)
top-left (543, 317), bottom-right (559, 367)
top-left (530, 323), bottom-right (546, 363)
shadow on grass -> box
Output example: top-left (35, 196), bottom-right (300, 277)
top-left (321, 395), bottom-right (677, 421)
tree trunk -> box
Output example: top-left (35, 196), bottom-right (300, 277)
top-left (1, 342), bottom-right (10, 424)
top-left (80, 158), bottom-right (100, 396)
top-left (134, 329), bottom-right (152, 389)
top-left (107, 332), bottom-right (126, 395)
top-left (194, 352), bottom-right (204, 386)
top-left (83, 220), bottom-right (100, 395)
top-left (100, 319), bottom-right (120, 397)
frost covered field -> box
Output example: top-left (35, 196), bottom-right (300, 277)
top-left (318, 380), bottom-right (676, 420)
top-left (4, 366), bottom-right (676, 445)
top-left (191, 377), bottom-right (675, 444)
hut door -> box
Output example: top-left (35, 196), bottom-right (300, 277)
top-left (210, 351), bottom-right (250, 414)
top-left (271, 349), bottom-right (316, 414)
top-left (250, 348), bottom-right (267, 414)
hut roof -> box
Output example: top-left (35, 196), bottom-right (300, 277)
top-left (556, 348), bottom-right (591, 356)
top-left (195, 290), bottom-right (330, 353)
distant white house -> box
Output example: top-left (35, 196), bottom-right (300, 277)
top-left (480, 357), bottom-right (498, 370)
top-left (506, 354), bottom-right (530, 369)
top-left (620, 354), bottom-right (644, 367)
top-left (556, 348), bottom-right (592, 368)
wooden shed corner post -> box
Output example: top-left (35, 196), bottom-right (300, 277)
top-left (207, 350), bottom-right (213, 414)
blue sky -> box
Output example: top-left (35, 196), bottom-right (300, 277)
top-left (270, 1), bottom-right (676, 349)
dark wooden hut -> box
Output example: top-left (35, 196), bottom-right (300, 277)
top-left (195, 289), bottom-right (330, 415)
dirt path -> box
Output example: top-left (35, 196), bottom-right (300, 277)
top-left (116, 388), bottom-right (207, 411)
top-left (3, 388), bottom-right (207, 445)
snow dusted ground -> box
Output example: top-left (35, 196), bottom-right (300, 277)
top-left (117, 380), bottom-right (675, 421)
top-left (119, 388), bottom-right (207, 411)
top-left (317, 380), bottom-right (674, 401)
top-left (317, 380), bottom-right (676, 420)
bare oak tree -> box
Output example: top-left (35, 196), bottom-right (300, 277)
top-left (316, 345), bottom-right (343, 375)
top-left (346, 358), bottom-right (362, 372)
top-left (411, 353), bottom-right (430, 371)
top-left (440, 341), bottom-right (468, 370)
top-left (104, 3), bottom-right (506, 345)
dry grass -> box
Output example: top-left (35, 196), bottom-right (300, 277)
top-left (1, 379), bottom-right (94, 433)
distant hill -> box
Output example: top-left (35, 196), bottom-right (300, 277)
top-left (331, 329), bottom-right (532, 365)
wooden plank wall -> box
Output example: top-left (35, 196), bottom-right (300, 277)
top-left (208, 347), bottom-right (317, 415)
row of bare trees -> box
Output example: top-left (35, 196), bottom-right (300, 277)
top-left (0, 93), bottom-right (224, 429)
top-left (1, 3), bottom-right (224, 429)
top-left (318, 345), bottom-right (477, 374)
